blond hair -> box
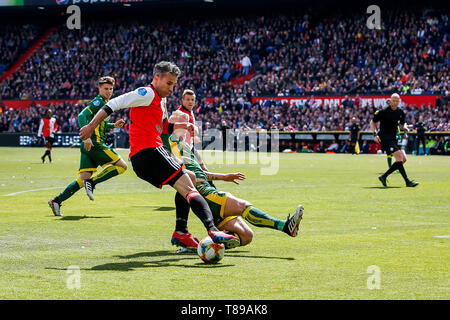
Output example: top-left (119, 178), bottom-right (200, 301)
top-left (182, 89), bottom-right (195, 98)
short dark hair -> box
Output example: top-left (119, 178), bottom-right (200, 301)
top-left (153, 61), bottom-right (182, 78)
top-left (98, 76), bottom-right (115, 86)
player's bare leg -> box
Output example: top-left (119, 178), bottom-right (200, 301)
top-left (221, 217), bottom-right (253, 248)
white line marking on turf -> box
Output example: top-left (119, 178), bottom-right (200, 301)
top-left (434, 235), bottom-right (450, 239)
top-left (2, 181), bottom-right (144, 197)
top-left (3, 187), bottom-right (63, 197)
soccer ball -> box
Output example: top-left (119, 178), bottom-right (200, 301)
top-left (197, 236), bottom-right (225, 264)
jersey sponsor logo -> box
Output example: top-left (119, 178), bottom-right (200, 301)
top-left (93, 100), bottom-right (100, 106)
top-left (138, 88), bottom-right (147, 96)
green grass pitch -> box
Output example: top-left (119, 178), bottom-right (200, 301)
top-left (0, 147), bottom-right (449, 299)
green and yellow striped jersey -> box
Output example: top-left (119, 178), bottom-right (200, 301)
top-left (78, 94), bottom-right (115, 147)
top-left (162, 133), bottom-right (208, 182)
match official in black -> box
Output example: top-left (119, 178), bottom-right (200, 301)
top-left (415, 115), bottom-right (427, 155)
top-left (349, 117), bottom-right (361, 155)
top-left (370, 93), bottom-right (419, 187)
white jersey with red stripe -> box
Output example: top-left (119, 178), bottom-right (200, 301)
top-left (38, 117), bottom-right (57, 138)
top-left (106, 85), bottom-right (170, 157)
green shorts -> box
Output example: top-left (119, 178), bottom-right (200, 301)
top-left (196, 182), bottom-right (237, 229)
top-left (79, 143), bottom-right (121, 174)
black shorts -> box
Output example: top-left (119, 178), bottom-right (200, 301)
top-left (130, 146), bottom-right (186, 189)
top-left (44, 136), bottom-right (54, 146)
top-left (380, 137), bottom-right (400, 155)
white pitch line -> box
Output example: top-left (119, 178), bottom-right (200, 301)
top-left (3, 187), bottom-right (63, 197)
top-left (434, 235), bottom-right (450, 239)
top-left (2, 181), bottom-right (144, 197)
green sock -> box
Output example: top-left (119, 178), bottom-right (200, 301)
top-left (92, 165), bottom-right (125, 185)
top-left (242, 205), bottom-right (285, 231)
top-left (55, 178), bottom-right (83, 203)
top-left (387, 155), bottom-right (392, 168)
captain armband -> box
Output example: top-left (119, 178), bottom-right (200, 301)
top-left (102, 105), bottom-right (113, 116)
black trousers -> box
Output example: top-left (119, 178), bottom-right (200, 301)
top-left (416, 135), bottom-right (426, 155)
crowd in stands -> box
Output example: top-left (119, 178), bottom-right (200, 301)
top-left (0, 6), bottom-right (448, 153)
top-left (0, 97), bottom-right (447, 134)
top-left (0, 24), bottom-right (41, 76)
top-left (0, 8), bottom-right (448, 103)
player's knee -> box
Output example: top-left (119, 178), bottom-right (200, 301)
top-left (186, 170), bottom-right (196, 184)
top-left (238, 200), bottom-right (251, 213)
top-left (239, 229), bottom-right (254, 246)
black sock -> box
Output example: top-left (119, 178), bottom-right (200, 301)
top-left (43, 150), bottom-right (50, 159)
top-left (48, 151), bottom-right (52, 162)
top-left (188, 195), bottom-right (217, 231)
top-left (396, 162), bottom-right (409, 182)
top-left (383, 161), bottom-right (401, 178)
top-left (175, 192), bottom-right (190, 233)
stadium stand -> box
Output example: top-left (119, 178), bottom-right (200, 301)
top-left (0, 2), bottom-right (448, 153)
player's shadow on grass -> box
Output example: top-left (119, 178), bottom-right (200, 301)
top-left (114, 250), bottom-right (293, 261)
top-left (226, 250), bottom-right (295, 261)
top-left (131, 205), bottom-right (175, 211)
top-left (91, 250), bottom-right (234, 270)
top-left (363, 186), bottom-right (401, 189)
top-left (46, 250), bottom-right (294, 272)
top-left (56, 215), bottom-right (113, 221)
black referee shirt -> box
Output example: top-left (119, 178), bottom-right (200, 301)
top-left (350, 123), bottom-right (360, 141)
top-left (415, 122), bottom-right (426, 136)
top-left (372, 106), bottom-right (406, 139)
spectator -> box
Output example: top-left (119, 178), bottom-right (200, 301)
top-left (428, 136), bottom-right (446, 155)
top-left (361, 140), bottom-right (370, 154)
top-left (316, 140), bottom-right (326, 153)
top-left (327, 140), bottom-right (339, 152)
top-left (240, 54), bottom-right (252, 76)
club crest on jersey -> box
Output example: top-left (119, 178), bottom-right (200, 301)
top-left (93, 100), bottom-right (100, 106)
top-left (138, 88), bottom-right (147, 96)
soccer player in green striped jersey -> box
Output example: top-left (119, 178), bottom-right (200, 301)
top-left (48, 77), bottom-right (128, 216)
top-left (165, 111), bottom-right (304, 249)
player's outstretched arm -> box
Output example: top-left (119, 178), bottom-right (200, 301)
top-left (205, 172), bottom-right (246, 185)
top-left (79, 87), bottom-right (155, 141)
top-left (80, 109), bottom-right (109, 141)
